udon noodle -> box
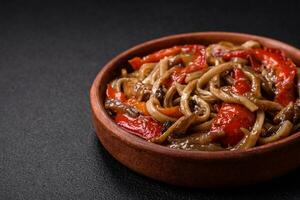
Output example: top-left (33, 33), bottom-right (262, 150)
top-left (104, 41), bottom-right (300, 151)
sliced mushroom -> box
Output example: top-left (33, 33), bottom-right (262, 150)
top-left (255, 67), bottom-right (276, 99)
top-left (123, 80), bottom-right (152, 101)
top-left (105, 99), bottom-right (139, 118)
top-left (258, 120), bottom-right (293, 145)
top-left (261, 122), bottom-right (280, 137)
top-left (273, 100), bottom-right (300, 125)
top-left (273, 102), bottom-right (294, 124)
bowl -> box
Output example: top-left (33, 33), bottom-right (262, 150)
top-left (90, 32), bottom-right (300, 188)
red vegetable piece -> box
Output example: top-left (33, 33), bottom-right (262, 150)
top-left (128, 46), bottom-right (182, 70)
top-left (210, 103), bottom-right (256, 147)
top-left (164, 67), bottom-right (186, 87)
top-left (222, 48), bottom-right (297, 106)
top-left (222, 49), bottom-right (251, 61)
top-left (232, 68), bottom-right (251, 95)
top-left (106, 84), bottom-right (126, 102)
top-left (115, 113), bottom-right (163, 140)
top-left (252, 48), bottom-right (297, 106)
top-left (128, 45), bottom-right (207, 85)
top-left (128, 57), bottom-right (143, 70)
top-left (210, 68), bottom-right (254, 147)
top-left (164, 45), bottom-right (207, 86)
top-left (181, 45), bottom-right (207, 73)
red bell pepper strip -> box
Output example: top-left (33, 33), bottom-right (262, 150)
top-left (115, 113), bottom-right (163, 140)
top-left (210, 68), bottom-right (255, 147)
top-left (252, 48), bottom-right (296, 106)
top-left (106, 86), bottom-right (150, 115)
top-left (166, 67), bottom-right (186, 85)
top-left (211, 103), bottom-right (256, 147)
top-left (106, 85), bottom-right (164, 140)
top-left (222, 49), bottom-right (252, 60)
top-left (157, 106), bottom-right (183, 118)
top-left (126, 98), bottom-right (149, 115)
top-left (106, 84), bottom-right (127, 102)
top-left (162, 45), bottom-right (207, 86)
top-left (126, 98), bottom-right (183, 118)
top-left (181, 45), bottom-right (207, 73)
top-left (222, 48), bottom-right (297, 106)
top-left (128, 46), bottom-right (182, 70)
top-left (128, 45), bottom-right (206, 72)
top-left (232, 68), bottom-right (251, 95)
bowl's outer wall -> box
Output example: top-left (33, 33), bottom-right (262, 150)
top-left (90, 32), bottom-right (300, 187)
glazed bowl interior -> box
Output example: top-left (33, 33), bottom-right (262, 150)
top-left (91, 32), bottom-right (300, 159)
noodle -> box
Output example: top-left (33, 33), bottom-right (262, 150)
top-left (115, 78), bottom-right (137, 92)
top-left (152, 67), bottom-right (177, 94)
top-left (196, 89), bottom-right (218, 103)
top-left (139, 63), bottom-right (156, 80)
top-left (163, 85), bottom-right (177, 107)
top-left (185, 69), bottom-right (207, 83)
top-left (232, 110), bottom-right (265, 150)
top-left (190, 119), bottom-right (213, 132)
top-left (151, 114), bottom-right (198, 144)
top-left (142, 63), bottom-right (160, 85)
top-left (241, 69), bottom-right (261, 97)
top-left (174, 83), bottom-right (185, 96)
top-left (197, 62), bottom-right (237, 89)
top-left (180, 79), bottom-right (198, 116)
top-left (146, 97), bottom-right (178, 122)
top-left (209, 76), bottom-right (258, 112)
top-left (159, 57), bottom-right (169, 76)
top-left (191, 95), bottom-right (211, 123)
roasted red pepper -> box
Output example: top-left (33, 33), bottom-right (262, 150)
top-left (210, 68), bottom-right (255, 147)
top-left (210, 103), bottom-right (256, 146)
top-left (126, 98), bottom-right (149, 115)
top-left (167, 67), bottom-right (186, 85)
top-left (128, 45), bottom-right (206, 79)
top-left (181, 45), bottom-right (207, 73)
top-left (157, 106), bottom-right (183, 118)
top-left (161, 45), bottom-right (207, 86)
top-left (253, 48), bottom-right (296, 105)
top-left (107, 86), bottom-right (163, 140)
top-left (222, 49), bottom-right (251, 60)
top-left (128, 46), bottom-right (182, 70)
top-left (222, 48), bottom-right (297, 106)
top-left (106, 84), bottom-right (127, 102)
top-left (232, 68), bottom-right (251, 95)
top-left (115, 113), bottom-right (163, 140)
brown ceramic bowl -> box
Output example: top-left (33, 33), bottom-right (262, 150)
top-left (90, 32), bottom-right (300, 188)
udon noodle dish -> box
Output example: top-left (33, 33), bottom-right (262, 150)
top-left (104, 41), bottom-right (300, 151)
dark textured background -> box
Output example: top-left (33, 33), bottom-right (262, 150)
top-left (1, 0), bottom-right (300, 199)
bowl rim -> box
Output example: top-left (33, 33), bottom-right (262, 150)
top-left (90, 31), bottom-right (300, 160)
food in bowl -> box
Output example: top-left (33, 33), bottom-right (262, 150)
top-left (104, 40), bottom-right (300, 151)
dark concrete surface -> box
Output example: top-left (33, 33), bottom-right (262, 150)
top-left (1, 0), bottom-right (300, 199)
